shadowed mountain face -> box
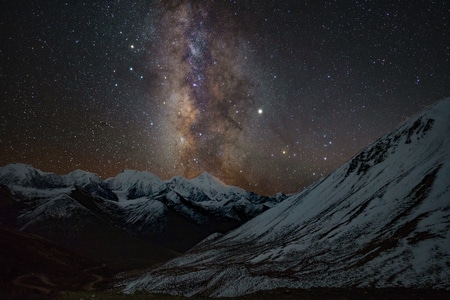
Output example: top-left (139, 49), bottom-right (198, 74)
top-left (120, 98), bottom-right (450, 297)
top-left (0, 226), bottom-right (112, 298)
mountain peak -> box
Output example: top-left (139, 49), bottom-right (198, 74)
top-left (66, 169), bottom-right (102, 185)
top-left (1, 162), bottom-right (43, 176)
top-left (105, 169), bottom-right (166, 199)
top-left (191, 172), bottom-right (226, 187)
top-left (0, 163), bottom-right (56, 188)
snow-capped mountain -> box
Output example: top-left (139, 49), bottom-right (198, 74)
top-left (0, 163), bottom-right (102, 188)
top-left (121, 98), bottom-right (450, 297)
top-left (0, 163), bottom-right (286, 255)
top-left (105, 170), bottom-right (167, 199)
top-left (168, 173), bottom-right (247, 203)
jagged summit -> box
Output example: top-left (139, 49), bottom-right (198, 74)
top-left (191, 172), bottom-right (227, 186)
top-left (0, 164), bottom-right (246, 200)
top-left (65, 169), bottom-right (102, 186)
top-left (0, 163), bottom-right (48, 186)
top-left (121, 97), bottom-right (450, 297)
top-left (0, 163), bottom-right (101, 188)
top-left (105, 169), bottom-right (167, 199)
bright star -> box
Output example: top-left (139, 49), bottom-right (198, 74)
top-left (258, 108), bottom-right (263, 114)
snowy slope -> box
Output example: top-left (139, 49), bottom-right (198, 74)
top-left (121, 98), bottom-right (450, 297)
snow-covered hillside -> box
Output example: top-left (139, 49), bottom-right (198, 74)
top-left (121, 98), bottom-right (450, 297)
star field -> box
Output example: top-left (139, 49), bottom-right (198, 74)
top-left (1, 1), bottom-right (448, 195)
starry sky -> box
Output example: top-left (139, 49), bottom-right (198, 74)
top-left (1, 1), bottom-right (448, 195)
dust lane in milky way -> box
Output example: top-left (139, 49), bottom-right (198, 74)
top-left (148, 1), bottom-right (262, 187)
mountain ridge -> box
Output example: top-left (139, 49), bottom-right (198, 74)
top-left (0, 162), bottom-right (287, 257)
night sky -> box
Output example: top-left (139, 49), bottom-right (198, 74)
top-left (1, 1), bottom-right (448, 195)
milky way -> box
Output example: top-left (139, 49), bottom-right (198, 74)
top-left (1, 1), bottom-right (448, 194)
top-left (146, 1), bottom-right (263, 187)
